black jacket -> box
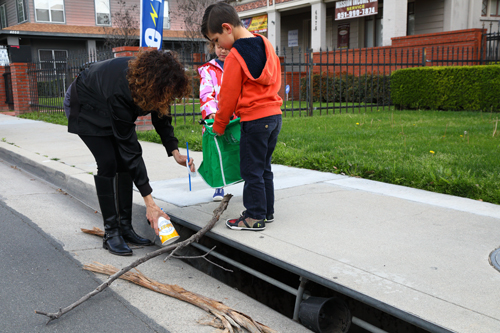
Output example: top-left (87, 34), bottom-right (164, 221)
top-left (68, 57), bottom-right (179, 197)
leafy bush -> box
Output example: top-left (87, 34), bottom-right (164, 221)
top-left (37, 79), bottom-right (66, 98)
top-left (186, 69), bottom-right (200, 99)
top-left (300, 73), bottom-right (391, 105)
top-left (391, 65), bottom-right (500, 111)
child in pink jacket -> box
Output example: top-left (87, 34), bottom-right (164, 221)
top-left (198, 42), bottom-right (229, 201)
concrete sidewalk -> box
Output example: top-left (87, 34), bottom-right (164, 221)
top-left (1, 114), bottom-right (500, 333)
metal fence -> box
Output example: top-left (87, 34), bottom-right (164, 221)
top-left (27, 48), bottom-right (115, 112)
top-left (23, 30), bottom-right (500, 124)
top-left (2, 66), bottom-right (13, 109)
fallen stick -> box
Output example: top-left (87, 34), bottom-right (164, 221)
top-left (84, 262), bottom-right (277, 333)
top-left (35, 194), bottom-right (232, 324)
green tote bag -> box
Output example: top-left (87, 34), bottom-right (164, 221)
top-left (198, 118), bottom-right (243, 188)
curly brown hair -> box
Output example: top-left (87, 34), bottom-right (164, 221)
top-left (127, 50), bottom-right (190, 116)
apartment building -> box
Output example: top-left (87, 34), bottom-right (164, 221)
top-left (232, 0), bottom-right (498, 53)
top-left (0, 0), bottom-right (191, 62)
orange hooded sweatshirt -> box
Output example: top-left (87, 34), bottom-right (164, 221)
top-left (213, 33), bottom-right (283, 134)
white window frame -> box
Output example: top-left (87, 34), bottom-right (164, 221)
top-left (482, 0), bottom-right (500, 17)
top-left (38, 49), bottom-right (68, 71)
top-left (16, 0), bottom-right (27, 23)
top-left (34, 0), bottom-right (66, 23)
top-left (490, 0), bottom-right (500, 16)
top-left (163, 0), bottom-right (170, 29)
top-left (0, 4), bottom-right (7, 29)
top-left (95, 0), bottom-right (111, 26)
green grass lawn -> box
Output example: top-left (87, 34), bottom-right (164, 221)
top-left (273, 109), bottom-right (500, 205)
top-left (18, 109), bottom-right (500, 205)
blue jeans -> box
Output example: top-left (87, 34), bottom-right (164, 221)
top-left (240, 114), bottom-right (282, 220)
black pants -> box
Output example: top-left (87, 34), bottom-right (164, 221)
top-left (79, 135), bottom-right (128, 177)
top-left (240, 114), bottom-right (282, 220)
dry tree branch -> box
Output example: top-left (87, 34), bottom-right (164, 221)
top-left (35, 194), bottom-right (232, 324)
top-left (170, 246), bottom-right (234, 272)
top-left (84, 262), bottom-right (277, 333)
top-left (82, 229), bottom-right (234, 271)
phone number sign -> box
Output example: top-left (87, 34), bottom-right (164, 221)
top-left (335, 0), bottom-right (378, 20)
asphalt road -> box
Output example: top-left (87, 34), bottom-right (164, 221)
top-left (0, 160), bottom-right (168, 333)
top-left (0, 156), bottom-right (307, 333)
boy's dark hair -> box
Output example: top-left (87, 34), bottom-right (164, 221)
top-left (201, 2), bottom-right (242, 40)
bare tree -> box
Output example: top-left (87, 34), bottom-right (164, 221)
top-left (102, 0), bottom-right (140, 49)
top-left (176, 0), bottom-right (232, 41)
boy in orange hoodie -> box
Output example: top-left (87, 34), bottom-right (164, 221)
top-left (201, 2), bottom-right (283, 231)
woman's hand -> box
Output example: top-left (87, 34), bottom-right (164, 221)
top-left (144, 195), bottom-right (169, 235)
top-left (172, 149), bottom-right (195, 172)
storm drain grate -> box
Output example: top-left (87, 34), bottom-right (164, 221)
top-left (490, 248), bottom-right (500, 272)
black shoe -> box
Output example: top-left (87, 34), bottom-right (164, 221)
top-left (116, 172), bottom-right (152, 246)
top-left (240, 210), bottom-right (274, 223)
top-left (121, 226), bottom-right (152, 246)
top-left (103, 233), bottom-right (132, 256)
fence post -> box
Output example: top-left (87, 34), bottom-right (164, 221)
top-left (0, 66), bottom-right (8, 111)
top-left (308, 49), bottom-right (313, 116)
top-left (10, 63), bottom-right (31, 114)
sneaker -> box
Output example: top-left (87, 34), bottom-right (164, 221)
top-left (226, 216), bottom-right (265, 231)
top-left (213, 188), bottom-right (224, 201)
top-left (240, 210), bottom-right (274, 223)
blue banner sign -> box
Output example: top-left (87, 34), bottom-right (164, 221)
top-left (140, 0), bottom-right (165, 49)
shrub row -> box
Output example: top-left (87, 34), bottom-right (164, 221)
top-left (37, 79), bottom-right (66, 98)
top-left (391, 65), bottom-right (500, 111)
top-left (300, 73), bottom-right (391, 104)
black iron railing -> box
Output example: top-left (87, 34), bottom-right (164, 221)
top-left (20, 30), bottom-right (500, 122)
top-left (3, 66), bottom-right (13, 109)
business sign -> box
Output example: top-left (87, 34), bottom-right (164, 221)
top-left (140, 0), bottom-right (165, 49)
top-left (242, 15), bottom-right (268, 35)
top-left (288, 29), bottom-right (298, 47)
top-left (335, 0), bottom-right (378, 21)
top-left (337, 24), bottom-right (350, 49)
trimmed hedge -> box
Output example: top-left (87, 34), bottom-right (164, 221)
top-left (300, 73), bottom-right (391, 105)
top-left (391, 65), bottom-right (500, 111)
top-left (37, 79), bottom-right (66, 97)
top-left (187, 68), bottom-right (200, 99)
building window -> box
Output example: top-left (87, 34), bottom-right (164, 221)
top-left (407, 2), bottom-right (415, 36)
top-left (0, 4), bottom-right (7, 29)
top-left (163, 0), bottom-right (170, 29)
top-left (364, 7), bottom-right (383, 47)
top-left (16, 0), bottom-right (27, 23)
top-left (39, 49), bottom-right (68, 71)
top-left (95, 0), bottom-right (111, 25)
top-left (482, 0), bottom-right (488, 16)
top-left (491, 0), bottom-right (500, 16)
top-left (35, 0), bottom-right (65, 23)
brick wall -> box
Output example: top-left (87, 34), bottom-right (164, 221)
top-left (234, 0), bottom-right (295, 12)
top-left (10, 63), bottom-right (32, 113)
top-left (135, 115), bottom-right (154, 131)
top-left (392, 29), bottom-right (484, 50)
top-left (309, 29), bottom-right (485, 76)
top-left (113, 46), bottom-right (157, 58)
top-left (234, 0), bottom-right (267, 12)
